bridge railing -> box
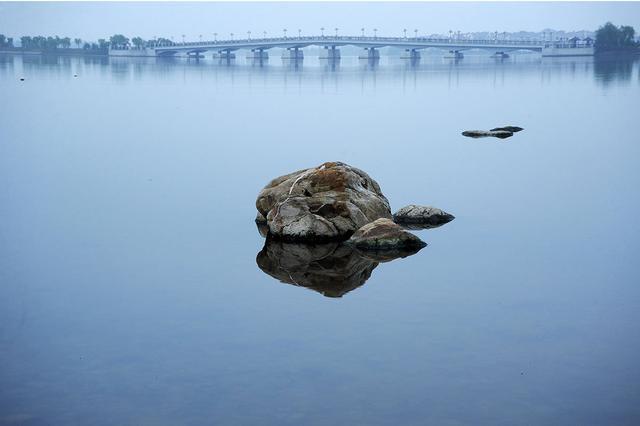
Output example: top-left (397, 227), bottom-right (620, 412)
top-left (149, 35), bottom-right (546, 49)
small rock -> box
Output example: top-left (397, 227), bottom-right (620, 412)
top-left (348, 218), bottom-right (426, 250)
top-left (462, 130), bottom-right (513, 139)
top-left (393, 205), bottom-right (455, 228)
top-left (490, 126), bottom-right (523, 133)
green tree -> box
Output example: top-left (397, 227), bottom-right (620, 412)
top-left (109, 34), bottom-right (129, 48)
top-left (20, 36), bottom-right (32, 49)
top-left (131, 36), bottom-right (145, 49)
top-left (595, 22), bottom-right (638, 52)
top-left (156, 37), bottom-right (173, 46)
top-left (74, 38), bottom-right (82, 48)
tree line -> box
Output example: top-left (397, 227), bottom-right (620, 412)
top-left (0, 33), bottom-right (175, 52)
top-left (595, 22), bottom-right (638, 53)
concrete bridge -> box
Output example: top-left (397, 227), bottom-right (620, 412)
top-left (109, 35), bottom-right (593, 59)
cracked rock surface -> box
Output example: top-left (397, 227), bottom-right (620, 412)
top-left (256, 162), bottom-right (392, 241)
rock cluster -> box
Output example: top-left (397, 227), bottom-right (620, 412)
top-left (256, 162), bottom-right (454, 249)
top-left (462, 125), bottom-right (524, 139)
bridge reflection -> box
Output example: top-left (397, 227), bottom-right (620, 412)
top-left (4, 53), bottom-right (636, 90)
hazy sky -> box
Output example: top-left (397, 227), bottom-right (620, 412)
top-left (1, 2), bottom-right (639, 41)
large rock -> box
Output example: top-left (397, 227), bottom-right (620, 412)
top-left (462, 130), bottom-right (513, 139)
top-left (256, 239), bottom-right (422, 298)
top-left (348, 218), bottom-right (426, 250)
top-left (256, 162), bottom-right (392, 241)
top-left (393, 205), bottom-right (455, 229)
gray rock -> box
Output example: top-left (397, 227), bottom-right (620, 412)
top-left (462, 130), bottom-right (513, 139)
top-left (490, 126), bottom-right (523, 133)
top-left (347, 218), bottom-right (426, 250)
top-left (393, 205), bottom-right (455, 229)
top-left (256, 162), bottom-right (392, 241)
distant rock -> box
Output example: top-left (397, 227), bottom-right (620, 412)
top-left (490, 126), bottom-right (523, 133)
top-left (462, 130), bottom-right (513, 139)
top-left (393, 205), bottom-right (455, 229)
top-left (256, 161), bottom-right (392, 241)
top-left (256, 238), bottom-right (422, 298)
top-left (348, 218), bottom-right (426, 250)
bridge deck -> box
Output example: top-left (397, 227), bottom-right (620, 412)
top-left (112, 35), bottom-right (547, 55)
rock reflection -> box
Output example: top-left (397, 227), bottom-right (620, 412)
top-left (256, 239), bottom-right (423, 298)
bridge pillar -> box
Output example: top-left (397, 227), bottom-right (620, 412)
top-left (321, 46), bottom-right (341, 60)
top-left (282, 47), bottom-right (304, 60)
top-left (218, 49), bottom-right (236, 60)
top-left (401, 49), bottom-right (421, 60)
top-left (491, 51), bottom-right (509, 59)
top-left (248, 48), bottom-right (269, 60)
top-left (359, 47), bottom-right (380, 60)
top-left (444, 50), bottom-right (464, 59)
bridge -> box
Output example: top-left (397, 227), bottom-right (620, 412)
top-left (109, 35), bottom-right (593, 59)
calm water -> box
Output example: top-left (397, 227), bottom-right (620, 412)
top-left (1, 53), bottom-right (639, 425)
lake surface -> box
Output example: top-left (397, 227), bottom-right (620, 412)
top-left (1, 53), bottom-right (639, 425)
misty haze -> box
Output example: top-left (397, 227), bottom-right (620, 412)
top-left (1, 2), bottom-right (640, 426)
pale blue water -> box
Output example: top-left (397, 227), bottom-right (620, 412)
top-left (1, 53), bottom-right (639, 425)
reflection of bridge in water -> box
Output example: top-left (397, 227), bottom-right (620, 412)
top-left (109, 35), bottom-right (593, 60)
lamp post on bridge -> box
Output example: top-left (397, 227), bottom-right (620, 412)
top-left (414, 29), bottom-right (418, 40)
top-left (321, 27), bottom-right (325, 38)
top-left (214, 33), bottom-right (217, 42)
top-left (373, 28), bottom-right (377, 39)
top-left (181, 34), bottom-right (185, 44)
top-left (283, 28), bottom-right (287, 39)
top-left (361, 28), bottom-right (365, 38)
top-left (335, 27), bottom-right (339, 38)
top-left (298, 29), bottom-right (301, 39)
top-left (263, 31), bottom-right (267, 39)
top-left (230, 32), bottom-right (234, 41)
top-left (247, 31), bottom-right (251, 40)
top-left (403, 28), bottom-right (407, 39)
top-left (199, 34), bottom-right (202, 43)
